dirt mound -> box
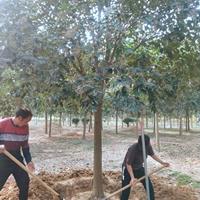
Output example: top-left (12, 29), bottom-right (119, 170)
top-left (0, 169), bottom-right (198, 200)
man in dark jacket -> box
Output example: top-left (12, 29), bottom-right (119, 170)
top-left (121, 134), bottom-right (169, 200)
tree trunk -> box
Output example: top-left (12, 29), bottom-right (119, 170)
top-left (163, 115), bottom-right (166, 129)
top-left (115, 109), bottom-right (118, 134)
top-left (177, 117), bottom-right (180, 129)
top-left (88, 112), bottom-right (93, 132)
top-left (62, 115), bottom-right (65, 126)
top-left (179, 116), bottom-right (183, 136)
top-left (145, 113), bottom-right (148, 128)
top-left (153, 113), bottom-right (156, 134)
top-left (135, 118), bottom-right (138, 134)
top-left (45, 110), bottom-right (48, 134)
top-left (191, 115), bottom-right (193, 129)
top-left (82, 112), bottom-right (87, 140)
top-left (185, 109), bottom-right (190, 132)
top-left (59, 112), bottom-right (62, 134)
top-left (187, 110), bottom-right (190, 132)
top-left (48, 114), bottom-right (52, 137)
top-left (91, 99), bottom-right (104, 199)
top-left (121, 111), bottom-right (124, 128)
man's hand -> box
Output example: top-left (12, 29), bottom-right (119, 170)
top-left (130, 177), bottom-right (137, 187)
top-left (27, 161), bottom-right (35, 172)
top-left (0, 145), bottom-right (5, 154)
top-left (161, 162), bottom-right (170, 167)
top-left (151, 154), bottom-right (170, 167)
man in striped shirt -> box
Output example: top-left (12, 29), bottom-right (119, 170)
top-left (0, 108), bottom-right (35, 200)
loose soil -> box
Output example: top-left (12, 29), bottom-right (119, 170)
top-left (0, 169), bottom-right (198, 200)
top-left (0, 121), bottom-right (200, 199)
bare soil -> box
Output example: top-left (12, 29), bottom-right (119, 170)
top-left (0, 121), bottom-right (200, 199)
top-left (0, 169), bottom-right (198, 200)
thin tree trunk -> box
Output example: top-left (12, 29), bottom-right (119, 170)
top-left (62, 115), bottom-right (65, 126)
top-left (187, 111), bottom-right (190, 131)
top-left (115, 109), bottom-right (118, 134)
top-left (145, 113), bottom-right (148, 128)
top-left (185, 109), bottom-right (188, 132)
top-left (91, 99), bottom-right (104, 199)
top-left (59, 112), bottom-right (62, 134)
top-left (191, 115), bottom-right (193, 129)
top-left (179, 116), bottom-right (183, 136)
top-left (177, 117), bottom-right (180, 128)
top-left (88, 112), bottom-right (93, 132)
top-left (121, 111), bottom-right (124, 128)
top-left (48, 114), bottom-right (52, 137)
top-left (45, 110), bottom-right (48, 134)
top-left (153, 113), bottom-right (156, 134)
top-left (82, 112), bottom-right (87, 139)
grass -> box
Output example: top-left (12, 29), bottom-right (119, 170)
top-left (169, 170), bottom-right (200, 189)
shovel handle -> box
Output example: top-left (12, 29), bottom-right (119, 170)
top-left (103, 165), bottom-right (167, 200)
top-left (3, 149), bottom-right (59, 197)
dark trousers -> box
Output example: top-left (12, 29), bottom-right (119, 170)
top-left (120, 166), bottom-right (154, 200)
top-left (0, 155), bottom-right (30, 200)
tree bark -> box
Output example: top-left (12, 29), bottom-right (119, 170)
top-left (45, 110), bottom-right (48, 134)
top-left (121, 111), bottom-right (124, 128)
top-left (59, 112), bottom-right (62, 134)
top-left (163, 115), bottom-right (166, 129)
top-left (48, 114), bottom-right (52, 137)
top-left (115, 109), bottom-right (118, 134)
top-left (145, 113), bottom-right (148, 128)
top-left (179, 116), bottom-right (183, 136)
top-left (91, 98), bottom-right (104, 199)
top-left (88, 112), bottom-right (93, 132)
top-left (82, 112), bottom-right (87, 139)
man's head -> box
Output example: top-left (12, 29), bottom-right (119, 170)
top-left (138, 134), bottom-right (150, 147)
top-left (14, 108), bottom-right (33, 127)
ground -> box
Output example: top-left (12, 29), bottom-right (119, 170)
top-left (0, 120), bottom-right (200, 199)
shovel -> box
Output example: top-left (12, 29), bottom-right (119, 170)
top-left (103, 165), bottom-right (167, 200)
top-left (3, 149), bottom-right (65, 200)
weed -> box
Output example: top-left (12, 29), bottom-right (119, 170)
top-left (169, 170), bottom-right (200, 188)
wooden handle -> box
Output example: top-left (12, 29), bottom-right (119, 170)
top-left (103, 165), bottom-right (167, 200)
top-left (4, 150), bottom-right (60, 197)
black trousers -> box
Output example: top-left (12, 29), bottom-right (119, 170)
top-left (0, 155), bottom-right (30, 200)
top-left (120, 166), bottom-right (155, 200)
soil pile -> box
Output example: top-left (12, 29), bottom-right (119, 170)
top-left (0, 169), bottom-right (198, 200)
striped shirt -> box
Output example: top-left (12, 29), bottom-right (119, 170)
top-left (0, 117), bottom-right (32, 163)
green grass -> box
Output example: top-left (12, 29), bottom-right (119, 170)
top-left (191, 181), bottom-right (200, 189)
top-left (169, 170), bottom-right (200, 188)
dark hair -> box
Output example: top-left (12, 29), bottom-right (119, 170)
top-left (138, 134), bottom-right (150, 147)
top-left (15, 108), bottom-right (33, 119)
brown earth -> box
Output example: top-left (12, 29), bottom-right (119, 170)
top-left (0, 169), bottom-right (198, 200)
